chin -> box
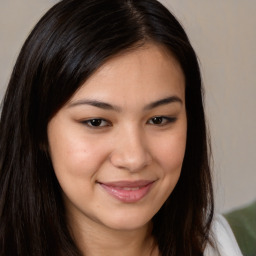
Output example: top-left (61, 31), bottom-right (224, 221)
top-left (100, 210), bottom-right (154, 232)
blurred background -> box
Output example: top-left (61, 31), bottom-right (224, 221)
top-left (0, 0), bottom-right (255, 213)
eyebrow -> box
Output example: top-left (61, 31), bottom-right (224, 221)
top-left (69, 99), bottom-right (121, 112)
top-left (144, 96), bottom-right (182, 110)
top-left (68, 96), bottom-right (182, 111)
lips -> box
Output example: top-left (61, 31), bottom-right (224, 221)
top-left (98, 180), bottom-right (155, 203)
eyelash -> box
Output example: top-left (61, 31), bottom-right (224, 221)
top-left (81, 118), bottom-right (111, 128)
top-left (81, 116), bottom-right (177, 128)
top-left (147, 116), bottom-right (177, 126)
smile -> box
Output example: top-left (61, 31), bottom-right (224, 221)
top-left (98, 180), bottom-right (155, 203)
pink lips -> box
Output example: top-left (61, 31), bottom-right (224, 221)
top-left (98, 180), bottom-right (154, 203)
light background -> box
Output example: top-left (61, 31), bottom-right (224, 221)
top-left (0, 0), bottom-right (255, 212)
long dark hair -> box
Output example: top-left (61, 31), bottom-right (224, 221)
top-left (0, 0), bottom-right (214, 255)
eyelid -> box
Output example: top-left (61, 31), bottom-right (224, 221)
top-left (147, 116), bottom-right (177, 126)
top-left (81, 118), bottom-right (111, 128)
top-left (80, 116), bottom-right (177, 128)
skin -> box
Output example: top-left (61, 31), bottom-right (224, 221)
top-left (47, 43), bottom-right (187, 256)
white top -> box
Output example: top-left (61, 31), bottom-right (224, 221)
top-left (204, 215), bottom-right (243, 256)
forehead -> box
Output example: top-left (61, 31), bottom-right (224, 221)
top-left (68, 43), bottom-right (185, 106)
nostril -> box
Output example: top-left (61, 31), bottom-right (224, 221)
top-left (109, 147), bottom-right (152, 172)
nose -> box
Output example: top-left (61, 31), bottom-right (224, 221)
top-left (109, 128), bottom-right (152, 172)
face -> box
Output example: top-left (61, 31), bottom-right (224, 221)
top-left (47, 43), bottom-right (187, 232)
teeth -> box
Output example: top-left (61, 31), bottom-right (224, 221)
top-left (122, 187), bottom-right (140, 191)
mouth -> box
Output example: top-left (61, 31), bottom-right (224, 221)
top-left (98, 180), bottom-right (155, 203)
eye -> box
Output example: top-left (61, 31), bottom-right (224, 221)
top-left (147, 116), bottom-right (177, 126)
top-left (82, 118), bottom-right (110, 128)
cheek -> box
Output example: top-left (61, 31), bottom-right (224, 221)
top-left (48, 127), bottom-right (110, 183)
top-left (155, 130), bottom-right (187, 174)
top-left (147, 129), bottom-right (187, 210)
top-left (49, 135), bottom-right (111, 209)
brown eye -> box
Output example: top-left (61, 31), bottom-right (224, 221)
top-left (82, 119), bottom-right (110, 128)
top-left (89, 119), bottom-right (103, 126)
top-left (152, 116), bottom-right (163, 124)
top-left (147, 116), bottom-right (177, 126)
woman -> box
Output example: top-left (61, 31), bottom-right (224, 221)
top-left (0, 0), bottom-right (242, 255)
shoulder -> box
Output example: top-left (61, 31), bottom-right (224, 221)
top-left (204, 214), bottom-right (243, 256)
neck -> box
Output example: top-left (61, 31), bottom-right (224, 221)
top-left (67, 215), bottom-right (158, 256)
